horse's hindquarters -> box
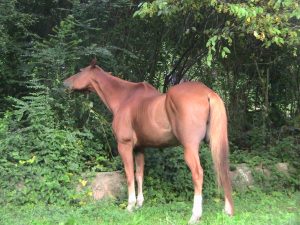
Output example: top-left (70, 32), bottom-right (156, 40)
top-left (165, 82), bottom-right (211, 147)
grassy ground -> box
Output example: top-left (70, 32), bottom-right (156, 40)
top-left (0, 191), bottom-right (299, 225)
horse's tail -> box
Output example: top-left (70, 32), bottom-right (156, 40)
top-left (208, 93), bottom-right (233, 213)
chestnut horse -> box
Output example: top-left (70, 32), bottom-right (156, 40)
top-left (63, 60), bottom-right (234, 224)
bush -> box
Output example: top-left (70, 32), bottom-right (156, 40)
top-left (230, 136), bottom-right (300, 193)
top-left (0, 15), bottom-right (122, 205)
top-left (0, 77), bottom-right (119, 205)
top-left (143, 145), bottom-right (218, 203)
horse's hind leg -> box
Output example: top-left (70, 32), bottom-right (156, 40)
top-left (183, 144), bottom-right (204, 224)
top-left (165, 92), bottom-right (209, 223)
top-left (170, 119), bottom-right (207, 223)
top-left (135, 149), bottom-right (145, 208)
top-left (169, 117), bottom-right (207, 223)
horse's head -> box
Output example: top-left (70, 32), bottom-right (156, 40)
top-left (63, 59), bottom-right (97, 92)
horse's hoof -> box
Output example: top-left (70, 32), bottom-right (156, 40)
top-left (223, 208), bottom-right (233, 217)
top-left (126, 204), bottom-right (136, 212)
top-left (188, 215), bottom-right (201, 224)
top-left (135, 203), bottom-right (143, 209)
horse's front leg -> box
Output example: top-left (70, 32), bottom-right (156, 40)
top-left (135, 149), bottom-right (144, 208)
top-left (118, 142), bottom-right (136, 212)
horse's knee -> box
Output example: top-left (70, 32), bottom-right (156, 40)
top-left (126, 175), bottom-right (135, 187)
top-left (135, 171), bottom-right (143, 180)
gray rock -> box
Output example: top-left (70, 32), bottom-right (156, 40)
top-left (275, 163), bottom-right (289, 176)
top-left (254, 164), bottom-right (271, 177)
top-left (230, 163), bottom-right (254, 191)
top-left (91, 171), bottom-right (126, 200)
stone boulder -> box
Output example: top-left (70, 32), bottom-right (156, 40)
top-left (230, 163), bottom-right (254, 191)
top-left (254, 164), bottom-right (271, 177)
top-left (275, 163), bottom-right (289, 176)
top-left (230, 162), bottom-right (292, 190)
top-left (91, 171), bottom-right (126, 200)
top-left (77, 171), bottom-right (127, 201)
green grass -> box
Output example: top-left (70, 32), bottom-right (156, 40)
top-left (0, 191), bottom-right (299, 225)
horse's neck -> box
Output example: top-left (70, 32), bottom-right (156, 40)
top-left (92, 70), bottom-right (136, 114)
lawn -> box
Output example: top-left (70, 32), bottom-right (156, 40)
top-left (1, 191), bottom-right (299, 225)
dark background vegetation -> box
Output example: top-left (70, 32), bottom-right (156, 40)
top-left (0, 0), bottom-right (299, 205)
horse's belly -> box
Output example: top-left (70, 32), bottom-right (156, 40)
top-left (135, 127), bottom-right (178, 147)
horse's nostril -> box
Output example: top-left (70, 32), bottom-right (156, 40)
top-left (63, 80), bottom-right (72, 89)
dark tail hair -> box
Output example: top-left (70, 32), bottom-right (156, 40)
top-left (208, 93), bottom-right (233, 209)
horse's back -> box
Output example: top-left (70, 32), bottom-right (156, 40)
top-left (165, 82), bottom-right (213, 112)
top-left (135, 82), bottom-right (161, 97)
top-left (167, 82), bottom-right (214, 99)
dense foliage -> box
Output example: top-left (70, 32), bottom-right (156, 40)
top-left (0, 0), bottom-right (299, 205)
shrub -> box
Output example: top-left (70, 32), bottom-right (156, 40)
top-left (0, 78), bottom-right (119, 205)
top-left (144, 145), bottom-right (218, 203)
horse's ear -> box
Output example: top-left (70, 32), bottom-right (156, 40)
top-left (90, 58), bottom-right (97, 68)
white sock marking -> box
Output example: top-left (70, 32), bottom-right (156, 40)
top-left (127, 193), bottom-right (136, 212)
top-left (188, 195), bottom-right (203, 224)
top-left (192, 194), bottom-right (203, 217)
top-left (224, 197), bottom-right (233, 216)
top-left (137, 194), bottom-right (144, 207)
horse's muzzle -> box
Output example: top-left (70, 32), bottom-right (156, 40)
top-left (63, 80), bottom-right (74, 92)
top-left (63, 80), bottom-right (72, 89)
